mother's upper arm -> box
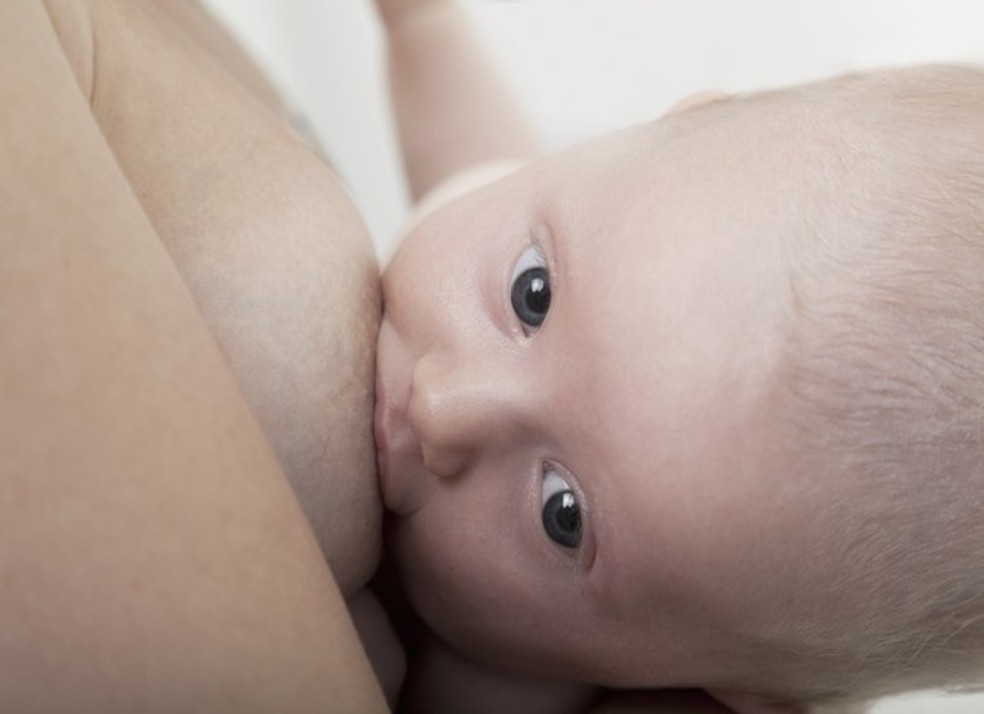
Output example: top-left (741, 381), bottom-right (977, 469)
top-left (0, 2), bottom-right (386, 711)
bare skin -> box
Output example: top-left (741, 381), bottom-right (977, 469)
top-left (1, 0), bottom-right (387, 709)
top-left (86, 0), bottom-right (383, 594)
top-left (375, 1), bottom-right (757, 712)
top-left (0, 0), bottom-right (800, 710)
top-left (377, 12), bottom-right (984, 709)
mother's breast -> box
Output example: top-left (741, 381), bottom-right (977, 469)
top-left (80, 0), bottom-right (383, 594)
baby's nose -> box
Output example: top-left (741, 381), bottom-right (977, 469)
top-left (408, 354), bottom-right (520, 478)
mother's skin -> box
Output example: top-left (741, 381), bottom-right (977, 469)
top-left (90, 0), bottom-right (383, 591)
top-left (1, 0), bottom-right (384, 709)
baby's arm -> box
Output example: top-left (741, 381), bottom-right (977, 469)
top-left (377, 0), bottom-right (538, 200)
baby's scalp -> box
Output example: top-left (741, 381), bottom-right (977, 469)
top-left (552, 64), bottom-right (984, 704)
top-left (742, 64), bottom-right (984, 703)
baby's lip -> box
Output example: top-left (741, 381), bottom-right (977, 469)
top-left (373, 360), bottom-right (401, 511)
top-left (374, 323), bottom-right (422, 515)
top-left (373, 377), bottom-right (392, 500)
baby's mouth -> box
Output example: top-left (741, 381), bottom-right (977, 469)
top-left (373, 321), bottom-right (423, 516)
top-left (373, 358), bottom-right (398, 510)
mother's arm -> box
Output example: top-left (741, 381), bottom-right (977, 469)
top-left (0, 1), bottom-right (386, 710)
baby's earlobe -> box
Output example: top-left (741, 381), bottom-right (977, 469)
top-left (663, 91), bottom-right (729, 117)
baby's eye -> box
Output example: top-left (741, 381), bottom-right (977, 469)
top-left (510, 245), bottom-right (551, 332)
top-left (540, 466), bottom-right (582, 549)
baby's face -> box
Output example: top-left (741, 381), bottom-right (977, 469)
top-left (377, 107), bottom-right (825, 687)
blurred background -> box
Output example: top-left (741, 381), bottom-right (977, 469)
top-left (201, 0), bottom-right (984, 258)
top-left (199, 2), bottom-right (984, 711)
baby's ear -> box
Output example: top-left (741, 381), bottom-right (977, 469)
top-left (707, 689), bottom-right (808, 714)
top-left (663, 91), bottom-right (728, 117)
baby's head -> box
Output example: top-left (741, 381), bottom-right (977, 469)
top-left (375, 65), bottom-right (984, 708)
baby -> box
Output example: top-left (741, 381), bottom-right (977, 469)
top-left (375, 7), bottom-right (984, 709)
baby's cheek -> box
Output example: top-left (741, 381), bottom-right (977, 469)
top-left (391, 514), bottom-right (505, 659)
top-left (393, 512), bottom-right (571, 677)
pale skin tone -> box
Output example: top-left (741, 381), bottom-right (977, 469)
top-left (377, 114), bottom-right (817, 713)
top-left (377, 5), bottom-right (857, 712)
top-left (0, 0), bottom-right (616, 710)
top-left (0, 0), bottom-right (799, 711)
top-left (377, 1), bottom-right (767, 711)
top-left (380, 47), bottom-right (984, 714)
top-left (2, 0), bottom-right (389, 709)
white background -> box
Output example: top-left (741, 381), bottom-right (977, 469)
top-left (200, 2), bottom-right (984, 711)
top-left (201, 0), bottom-right (984, 258)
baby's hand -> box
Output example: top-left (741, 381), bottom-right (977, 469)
top-left (375, 0), bottom-right (451, 27)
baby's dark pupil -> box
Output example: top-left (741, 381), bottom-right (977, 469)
top-left (542, 490), bottom-right (581, 548)
top-left (512, 267), bottom-right (551, 328)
